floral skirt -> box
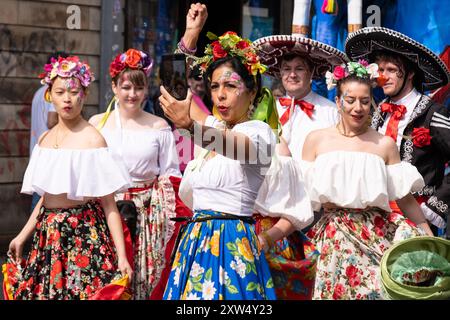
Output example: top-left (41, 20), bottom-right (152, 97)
top-left (306, 208), bottom-right (423, 300)
top-left (115, 176), bottom-right (178, 300)
top-left (163, 210), bottom-right (276, 300)
top-left (255, 215), bottom-right (319, 300)
top-left (2, 201), bottom-right (126, 300)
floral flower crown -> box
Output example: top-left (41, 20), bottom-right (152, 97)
top-left (194, 31), bottom-right (267, 76)
top-left (109, 49), bottom-right (153, 79)
top-left (39, 56), bottom-right (94, 87)
top-left (325, 59), bottom-right (386, 90)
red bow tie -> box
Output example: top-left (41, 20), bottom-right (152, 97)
top-left (278, 98), bottom-right (315, 125)
top-left (380, 102), bottom-right (407, 142)
top-left (380, 102), bottom-right (407, 120)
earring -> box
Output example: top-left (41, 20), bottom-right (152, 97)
top-left (247, 103), bottom-right (255, 119)
top-left (365, 114), bottom-right (373, 129)
top-left (45, 89), bottom-right (52, 102)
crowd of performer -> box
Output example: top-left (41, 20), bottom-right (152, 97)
top-left (3, 3), bottom-right (449, 300)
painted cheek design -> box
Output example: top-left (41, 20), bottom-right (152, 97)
top-left (217, 71), bottom-right (245, 96)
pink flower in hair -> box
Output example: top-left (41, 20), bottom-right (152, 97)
top-left (333, 65), bottom-right (346, 80)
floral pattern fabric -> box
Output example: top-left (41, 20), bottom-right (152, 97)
top-left (3, 201), bottom-right (123, 300)
top-left (255, 215), bottom-right (319, 299)
top-left (164, 210), bottom-right (276, 300)
top-left (306, 208), bottom-right (422, 300)
top-left (115, 176), bottom-right (176, 300)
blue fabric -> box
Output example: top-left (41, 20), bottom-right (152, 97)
top-left (163, 210), bottom-right (276, 300)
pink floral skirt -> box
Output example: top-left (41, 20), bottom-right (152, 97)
top-left (306, 208), bottom-right (422, 300)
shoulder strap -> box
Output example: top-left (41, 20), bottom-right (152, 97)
top-left (96, 98), bottom-right (115, 131)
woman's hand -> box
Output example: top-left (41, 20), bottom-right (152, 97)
top-left (258, 234), bottom-right (269, 251)
top-left (159, 86), bottom-right (194, 130)
top-left (186, 3), bottom-right (208, 36)
top-left (118, 255), bottom-right (133, 280)
top-left (417, 222), bottom-right (434, 237)
top-left (8, 235), bottom-right (26, 264)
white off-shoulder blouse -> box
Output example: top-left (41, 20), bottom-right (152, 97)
top-left (300, 151), bottom-right (425, 212)
top-left (101, 127), bottom-right (181, 182)
top-left (254, 155), bottom-right (314, 230)
top-left (22, 145), bottom-right (132, 200)
top-left (187, 116), bottom-right (276, 217)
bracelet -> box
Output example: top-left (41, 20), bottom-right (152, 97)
top-left (260, 231), bottom-right (275, 248)
top-left (177, 37), bottom-right (197, 55)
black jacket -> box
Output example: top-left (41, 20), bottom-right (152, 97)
top-left (372, 94), bottom-right (450, 238)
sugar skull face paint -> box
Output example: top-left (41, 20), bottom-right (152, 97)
top-left (336, 81), bottom-right (372, 132)
top-left (50, 77), bottom-right (85, 120)
top-left (216, 70), bottom-right (246, 96)
top-left (210, 64), bottom-right (256, 126)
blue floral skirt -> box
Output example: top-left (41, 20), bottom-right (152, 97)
top-left (163, 210), bottom-right (276, 300)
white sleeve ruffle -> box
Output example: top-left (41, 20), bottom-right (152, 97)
top-left (386, 162), bottom-right (425, 200)
top-left (254, 155), bottom-right (314, 230)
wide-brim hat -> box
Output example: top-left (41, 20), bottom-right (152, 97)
top-left (345, 27), bottom-right (450, 91)
top-left (253, 35), bottom-right (348, 79)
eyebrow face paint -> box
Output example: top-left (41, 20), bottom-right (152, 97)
top-left (340, 91), bottom-right (348, 113)
top-left (217, 70), bottom-right (246, 96)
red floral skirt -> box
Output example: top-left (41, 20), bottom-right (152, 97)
top-left (3, 201), bottom-right (128, 300)
top-left (254, 215), bottom-right (319, 300)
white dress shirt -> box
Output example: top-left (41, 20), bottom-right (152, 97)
top-left (278, 90), bottom-right (339, 162)
top-left (378, 88), bottom-right (422, 148)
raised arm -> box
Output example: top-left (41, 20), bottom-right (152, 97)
top-left (178, 3), bottom-right (208, 53)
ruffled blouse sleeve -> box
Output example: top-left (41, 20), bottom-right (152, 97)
top-left (158, 127), bottom-right (182, 177)
top-left (254, 155), bottom-right (314, 230)
top-left (21, 146), bottom-right (132, 200)
top-left (386, 162), bottom-right (425, 200)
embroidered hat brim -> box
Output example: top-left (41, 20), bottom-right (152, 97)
top-left (345, 27), bottom-right (450, 91)
top-left (253, 35), bottom-right (348, 79)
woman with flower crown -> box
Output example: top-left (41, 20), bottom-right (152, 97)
top-left (3, 56), bottom-right (133, 300)
top-left (155, 3), bottom-right (292, 300)
top-left (89, 49), bottom-right (184, 300)
top-left (301, 60), bottom-right (434, 300)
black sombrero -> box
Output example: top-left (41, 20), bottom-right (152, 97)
top-left (253, 35), bottom-right (348, 79)
top-left (345, 27), bottom-right (450, 91)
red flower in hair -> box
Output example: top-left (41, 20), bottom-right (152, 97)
top-left (236, 40), bottom-right (250, 49)
top-left (124, 49), bottom-right (142, 68)
top-left (333, 66), bottom-right (346, 80)
top-left (411, 127), bottom-right (431, 148)
top-left (109, 55), bottom-right (126, 78)
top-left (211, 41), bottom-right (227, 60)
top-left (222, 31), bottom-right (237, 37)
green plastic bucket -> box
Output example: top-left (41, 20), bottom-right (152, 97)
top-left (381, 236), bottom-right (450, 300)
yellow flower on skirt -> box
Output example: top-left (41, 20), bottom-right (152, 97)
top-left (210, 231), bottom-right (220, 257)
top-left (172, 252), bottom-right (181, 270)
top-left (238, 238), bottom-right (254, 262)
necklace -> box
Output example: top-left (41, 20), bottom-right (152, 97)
top-left (336, 122), bottom-right (368, 138)
top-left (53, 126), bottom-right (70, 149)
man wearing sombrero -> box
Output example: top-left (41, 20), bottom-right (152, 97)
top-left (253, 34), bottom-right (348, 162)
top-left (346, 27), bottom-right (450, 239)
